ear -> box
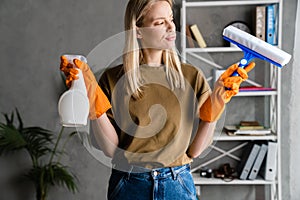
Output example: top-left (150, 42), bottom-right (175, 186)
top-left (136, 27), bottom-right (142, 39)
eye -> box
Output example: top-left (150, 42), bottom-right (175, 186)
top-left (154, 21), bottom-right (164, 26)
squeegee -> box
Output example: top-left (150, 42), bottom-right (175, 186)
top-left (223, 25), bottom-right (291, 76)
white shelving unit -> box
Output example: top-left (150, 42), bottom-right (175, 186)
top-left (180, 1), bottom-right (283, 200)
top-left (193, 174), bottom-right (276, 185)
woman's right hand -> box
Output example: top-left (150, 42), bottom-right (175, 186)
top-left (60, 56), bottom-right (111, 120)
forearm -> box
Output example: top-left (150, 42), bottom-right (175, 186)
top-left (187, 121), bottom-right (216, 158)
top-left (91, 113), bottom-right (119, 158)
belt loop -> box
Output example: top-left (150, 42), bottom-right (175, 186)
top-left (170, 167), bottom-right (177, 180)
top-left (126, 166), bottom-right (133, 180)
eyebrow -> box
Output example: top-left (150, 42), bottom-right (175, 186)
top-left (151, 14), bottom-right (173, 21)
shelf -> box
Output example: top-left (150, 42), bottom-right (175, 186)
top-left (185, 46), bottom-right (280, 54)
top-left (214, 132), bottom-right (277, 141)
top-left (184, 0), bottom-right (280, 7)
top-left (185, 47), bottom-right (241, 53)
top-left (192, 173), bottom-right (275, 185)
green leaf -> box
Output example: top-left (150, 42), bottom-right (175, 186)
top-left (15, 108), bottom-right (23, 130)
top-left (24, 164), bottom-right (78, 193)
top-left (0, 109), bottom-right (79, 197)
top-left (0, 124), bottom-right (27, 154)
top-left (21, 127), bottom-right (53, 160)
top-left (49, 164), bottom-right (78, 192)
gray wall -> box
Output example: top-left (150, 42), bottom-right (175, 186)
top-left (281, 0), bottom-right (300, 200)
top-left (0, 0), bottom-right (127, 199)
top-left (0, 0), bottom-right (298, 200)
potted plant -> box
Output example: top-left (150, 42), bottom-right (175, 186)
top-left (0, 109), bottom-right (78, 200)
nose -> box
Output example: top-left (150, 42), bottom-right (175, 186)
top-left (166, 20), bottom-right (175, 31)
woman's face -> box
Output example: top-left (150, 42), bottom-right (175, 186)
top-left (138, 1), bottom-right (176, 50)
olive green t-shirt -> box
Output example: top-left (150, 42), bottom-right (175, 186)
top-left (99, 63), bottom-right (211, 169)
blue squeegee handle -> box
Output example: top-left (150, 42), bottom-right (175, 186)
top-left (226, 53), bottom-right (253, 90)
top-left (231, 51), bottom-right (255, 76)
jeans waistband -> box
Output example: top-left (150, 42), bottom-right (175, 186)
top-left (112, 164), bottom-right (191, 180)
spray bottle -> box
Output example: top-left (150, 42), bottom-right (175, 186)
top-left (58, 54), bottom-right (89, 127)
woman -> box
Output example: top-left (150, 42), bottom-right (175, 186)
top-left (60, 0), bottom-right (255, 199)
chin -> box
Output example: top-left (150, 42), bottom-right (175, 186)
top-left (161, 42), bottom-right (176, 50)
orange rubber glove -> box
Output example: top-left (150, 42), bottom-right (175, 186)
top-left (60, 56), bottom-right (111, 120)
top-left (200, 62), bottom-right (255, 122)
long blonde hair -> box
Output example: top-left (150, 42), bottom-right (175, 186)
top-left (123, 0), bottom-right (185, 98)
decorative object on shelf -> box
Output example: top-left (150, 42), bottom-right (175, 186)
top-left (213, 163), bottom-right (236, 182)
top-left (226, 21), bottom-right (252, 34)
top-left (200, 167), bottom-right (213, 178)
top-left (0, 109), bottom-right (78, 200)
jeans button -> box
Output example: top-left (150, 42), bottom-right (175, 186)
top-left (153, 171), bottom-right (158, 176)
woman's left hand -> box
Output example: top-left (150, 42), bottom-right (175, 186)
top-left (199, 62), bottom-right (255, 122)
top-left (218, 62), bottom-right (255, 103)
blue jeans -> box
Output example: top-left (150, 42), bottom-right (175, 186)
top-left (107, 164), bottom-right (198, 200)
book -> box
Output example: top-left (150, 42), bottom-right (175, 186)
top-left (259, 142), bottom-right (278, 181)
top-left (248, 144), bottom-right (268, 180)
top-left (237, 143), bottom-right (261, 180)
top-left (190, 24), bottom-right (207, 48)
top-left (266, 4), bottom-right (278, 45)
top-left (255, 6), bottom-right (266, 41)
top-left (238, 125), bottom-right (265, 130)
top-left (238, 121), bottom-right (264, 130)
top-left (186, 25), bottom-right (195, 48)
top-left (224, 125), bottom-right (271, 136)
top-left (239, 86), bottom-right (276, 92)
top-left (240, 121), bottom-right (260, 126)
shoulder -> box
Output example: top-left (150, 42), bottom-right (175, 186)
top-left (99, 64), bottom-right (124, 84)
top-left (180, 62), bottom-right (211, 97)
top-left (181, 62), bottom-right (199, 73)
top-left (98, 64), bottom-right (125, 95)
top-left (180, 62), bottom-right (206, 82)
top-left (102, 64), bottom-right (124, 79)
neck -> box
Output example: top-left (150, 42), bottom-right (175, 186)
top-left (142, 49), bottom-right (163, 67)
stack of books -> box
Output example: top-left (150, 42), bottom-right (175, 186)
top-left (236, 141), bottom-right (277, 180)
top-left (224, 121), bottom-right (272, 136)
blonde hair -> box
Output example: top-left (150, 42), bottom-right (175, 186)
top-left (123, 0), bottom-right (185, 98)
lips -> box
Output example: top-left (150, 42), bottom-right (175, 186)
top-left (165, 34), bottom-right (176, 41)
